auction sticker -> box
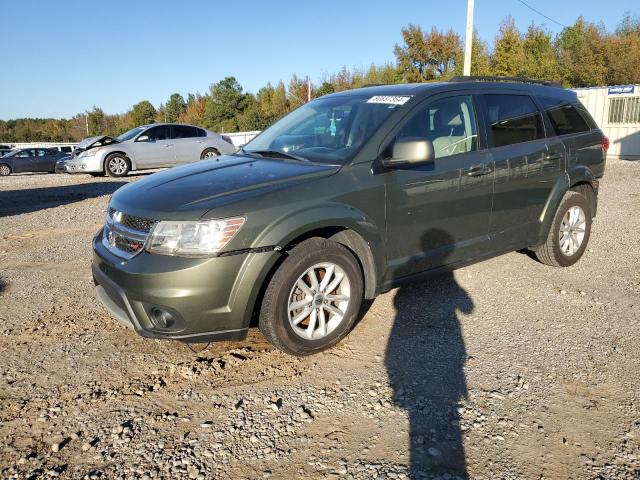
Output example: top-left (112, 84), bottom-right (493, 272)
top-left (366, 95), bottom-right (412, 105)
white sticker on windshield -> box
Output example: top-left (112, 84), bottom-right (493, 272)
top-left (366, 95), bottom-right (412, 105)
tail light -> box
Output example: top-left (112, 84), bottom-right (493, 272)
top-left (602, 135), bottom-right (610, 152)
top-left (221, 135), bottom-right (233, 144)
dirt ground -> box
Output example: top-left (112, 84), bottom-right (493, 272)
top-left (0, 159), bottom-right (639, 480)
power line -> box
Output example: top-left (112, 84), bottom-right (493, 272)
top-left (515, 0), bottom-right (566, 28)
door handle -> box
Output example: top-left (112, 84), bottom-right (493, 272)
top-left (467, 163), bottom-right (493, 177)
top-left (545, 153), bottom-right (563, 161)
top-left (164, 144), bottom-right (173, 147)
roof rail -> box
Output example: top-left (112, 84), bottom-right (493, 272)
top-left (449, 76), bottom-right (562, 87)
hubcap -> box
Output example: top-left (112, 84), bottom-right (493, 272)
top-left (0, 165), bottom-right (9, 175)
top-left (559, 205), bottom-right (586, 256)
top-left (287, 262), bottom-right (351, 340)
top-left (109, 157), bottom-right (127, 175)
top-left (204, 151), bottom-right (218, 158)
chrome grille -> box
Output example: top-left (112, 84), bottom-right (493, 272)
top-left (104, 208), bottom-right (157, 259)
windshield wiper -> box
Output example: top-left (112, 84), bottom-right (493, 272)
top-left (243, 149), bottom-right (310, 162)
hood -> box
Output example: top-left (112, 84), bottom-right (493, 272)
top-left (110, 155), bottom-right (340, 219)
top-left (76, 135), bottom-right (118, 151)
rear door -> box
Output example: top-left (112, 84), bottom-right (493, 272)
top-left (539, 96), bottom-right (603, 177)
top-left (32, 148), bottom-right (56, 172)
top-left (384, 93), bottom-right (494, 279)
top-left (482, 93), bottom-right (564, 249)
top-left (171, 125), bottom-right (202, 164)
top-left (129, 125), bottom-right (175, 168)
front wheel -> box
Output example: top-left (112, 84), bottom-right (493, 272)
top-left (105, 154), bottom-right (130, 177)
top-left (0, 164), bottom-right (11, 176)
top-left (259, 238), bottom-right (364, 356)
top-left (531, 191), bottom-right (592, 267)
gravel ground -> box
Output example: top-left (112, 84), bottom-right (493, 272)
top-left (0, 160), bottom-right (639, 480)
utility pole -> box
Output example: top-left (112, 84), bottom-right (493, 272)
top-left (85, 114), bottom-right (89, 135)
top-left (307, 76), bottom-right (311, 102)
top-left (463, 0), bottom-right (474, 76)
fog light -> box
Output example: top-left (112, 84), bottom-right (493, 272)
top-left (149, 307), bottom-right (175, 329)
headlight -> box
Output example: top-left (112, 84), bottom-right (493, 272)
top-left (79, 148), bottom-right (100, 158)
top-left (146, 217), bottom-right (245, 257)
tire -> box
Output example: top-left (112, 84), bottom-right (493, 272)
top-left (0, 164), bottom-right (11, 176)
top-left (532, 191), bottom-right (592, 267)
top-left (105, 154), bottom-right (131, 177)
top-left (200, 148), bottom-right (219, 160)
top-left (259, 237), bottom-right (364, 356)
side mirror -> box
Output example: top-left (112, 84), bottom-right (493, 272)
top-left (382, 137), bottom-right (434, 167)
top-left (136, 135), bottom-right (150, 142)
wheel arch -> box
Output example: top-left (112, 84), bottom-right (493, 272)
top-left (535, 166), bottom-right (597, 246)
top-left (200, 147), bottom-right (220, 159)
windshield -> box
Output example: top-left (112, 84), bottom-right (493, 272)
top-left (116, 127), bottom-right (146, 142)
top-left (243, 94), bottom-right (410, 164)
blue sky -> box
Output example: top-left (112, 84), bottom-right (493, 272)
top-left (0, 0), bottom-right (636, 119)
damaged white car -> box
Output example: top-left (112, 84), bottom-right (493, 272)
top-left (64, 123), bottom-right (236, 177)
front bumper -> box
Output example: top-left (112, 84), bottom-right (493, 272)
top-left (92, 229), bottom-right (280, 342)
top-left (65, 155), bottom-right (103, 173)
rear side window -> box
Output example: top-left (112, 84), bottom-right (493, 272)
top-left (172, 125), bottom-right (199, 139)
top-left (539, 97), bottom-right (590, 135)
top-left (197, 128), bottom-right (207, 137)
top-left (484, 94), bottom-right (544, 148)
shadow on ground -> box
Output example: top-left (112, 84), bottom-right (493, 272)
top-left (385, 230), bottom-right (473, 478)
top-left (0, 181), bottom-right (127, 217)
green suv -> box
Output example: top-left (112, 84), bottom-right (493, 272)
top-left (92, 77), bottom-right (607, 356)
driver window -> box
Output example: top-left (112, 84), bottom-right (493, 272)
top-left (145, 126), bottom-right (170, 141)
top-left (397, 95), bottom-right (478, 159)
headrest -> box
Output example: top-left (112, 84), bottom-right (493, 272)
top-left (435, 101), bottom-right (463, 127)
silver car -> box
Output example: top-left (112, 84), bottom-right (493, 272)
top-left (64, 123), bottom-right (236, 177)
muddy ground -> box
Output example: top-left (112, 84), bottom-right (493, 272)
top-left (0, 159), bottom-right (638, 479)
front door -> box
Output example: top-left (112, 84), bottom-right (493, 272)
top-left (130, 125), bottom-right (175, 168)
top-left (12, 149), bottom-right (36, 173)
top-left (384, 94), bottom-right (494, 280)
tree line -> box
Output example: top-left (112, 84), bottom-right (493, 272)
top-left (1, 13), bottom-right (638, 143)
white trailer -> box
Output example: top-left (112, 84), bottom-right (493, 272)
top-left (572, 85), bottom-right (640, 160)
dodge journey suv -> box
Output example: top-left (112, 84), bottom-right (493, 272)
top-left (92, 77), bottom-right (607, 356)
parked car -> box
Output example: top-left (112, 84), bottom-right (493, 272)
top-left (64, 123), bottom-right (236, 177)
top-left (92, 77), bottom-right (607, 356)
top-left (0, 147), bottom-right (69, 176)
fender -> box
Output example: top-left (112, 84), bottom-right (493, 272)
top-left (535, 166), bottom-right (596, 246)
top-left (252, 202), bottom-right (387, 291)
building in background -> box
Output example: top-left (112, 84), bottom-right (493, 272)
top-left (573, 85), bottom-right (640, 160)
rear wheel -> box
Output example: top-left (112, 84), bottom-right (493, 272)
top-left (532, 191), bottom-right (592, 267)
top-left (105, 154), bottom-right (130, 177)
top-left (0, 164), bottom-right (11, 176)
top-left (259, 238), bottom-right (364, 356)
top-left (200, 148), bottom-right (219, 159)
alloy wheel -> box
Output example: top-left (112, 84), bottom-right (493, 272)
top-left (108, 157), bottom-right (128, 175)
top-left (287, 263), bottom-right (351, 340)
top-left (559, 205), bottom-right (586, 256)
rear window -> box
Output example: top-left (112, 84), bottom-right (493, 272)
top-left (540, 97), bottom-right (591, 136)
top-left (484, 94), bottom-right (544, 148)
